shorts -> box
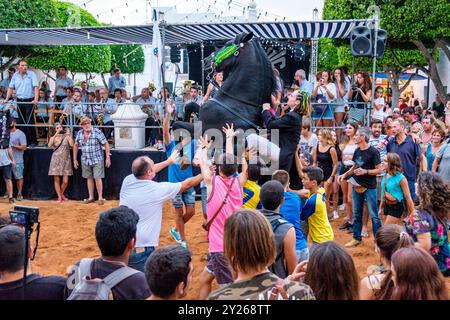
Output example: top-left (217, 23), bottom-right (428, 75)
top-left (296, 247), bottom-right (310, 263)
top-left (205, 252), bottom-right (233, 285)
top-left (172, 187), bottom-right (196, 208)
top-left (334, 104), bottom-right (346, 113)
top-left (340, 164), bottom-right (352, 175)
top-left (82, 162), bottom-right (105, 179)
top-left (312, 105), bottom-right (334, 120)
top-left (12, 163), bottom-right (24, 179)
top-left (384, 201), bottom-right (404, 219)
top-left (0, 164), bottom-right (12, 180)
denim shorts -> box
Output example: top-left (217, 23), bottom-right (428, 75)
top-left (12, 163), bottom-right (24, 179)
top-left (172, 187), bottom-right (196, 208)
top-left (296, 247), bottom-right (310, 263)
top-left (205, 252), bottom-right (233, 285)
top-left (312, 105), bottom-right (334, 120)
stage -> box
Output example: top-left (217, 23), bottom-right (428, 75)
top-left (0, 148), bottom-right (168, 200)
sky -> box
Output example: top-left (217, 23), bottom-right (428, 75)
top-left (68, 0), bottom-right (325, 25)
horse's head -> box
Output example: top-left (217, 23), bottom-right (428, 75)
top-left (213, 32), bottom-right (254, 77)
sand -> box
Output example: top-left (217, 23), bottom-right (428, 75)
top-left (1, 199), bottom-right (448, 299)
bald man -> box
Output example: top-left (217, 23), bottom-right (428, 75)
top-left (119, 155), bottom-right (202, 272)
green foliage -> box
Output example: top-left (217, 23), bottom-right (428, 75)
top-left (110, 45), bottom-right (145, 74)
top-left (0, 0), bottom-right (56, 28)
top-left (318, 39), bottom-right (340, 72)
top-left (28, 1), bottom-right (112, 73)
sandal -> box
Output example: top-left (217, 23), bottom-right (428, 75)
top-left (83, 198), bottom-right (95, 204)
top-left (97, 199), bottom-right (106, 205)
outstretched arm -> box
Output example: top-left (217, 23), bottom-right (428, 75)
top-left (154, 149), bottom-right (179, 173)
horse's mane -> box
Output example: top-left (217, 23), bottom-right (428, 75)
top-left (253, 39), bottom-right (276, 103)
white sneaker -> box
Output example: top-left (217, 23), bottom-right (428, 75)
top-left (333, 210), bottom-right (339, 219)
top-left (339, 204), bottom-right (346, 211)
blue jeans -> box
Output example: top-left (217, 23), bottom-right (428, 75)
top-left (128, 247), bottom-right (155, 272)
top-left (352, 188), bottom-right (381, 241)
top-left (407, 180), bottom-right (416, 201)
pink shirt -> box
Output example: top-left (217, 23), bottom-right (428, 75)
top-left (206, 174), bottom-right (242, 253)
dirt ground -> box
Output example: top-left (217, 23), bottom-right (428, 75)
top-left (1, 199), bottom-right (448, 299)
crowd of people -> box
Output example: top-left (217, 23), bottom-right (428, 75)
top-left (0, 64), bottom-right (449, 300)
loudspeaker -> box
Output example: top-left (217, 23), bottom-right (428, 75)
top-left (350, 26), bottom-right (372, 57)
top-left (170, 46), bottom-right (181, 63)
top-left (373, 29), bottom-right (387, 58)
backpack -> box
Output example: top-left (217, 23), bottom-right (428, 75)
top-left (67, 258), bottom-right (139, 300)
top-left (268, 217), bottom-right (291, 278)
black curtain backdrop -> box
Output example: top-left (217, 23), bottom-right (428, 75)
top-left (0, 149), bottom-right (167, 200)
top-left (187, 43), bottom-right (310, 90)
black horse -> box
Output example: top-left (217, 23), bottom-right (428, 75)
top-left (174, 32), bottom-right (275, 140)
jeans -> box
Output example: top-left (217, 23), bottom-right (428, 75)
top-left (128, 247), bottom-right (155, 272)
top-left (407, 179), bottom-right (416, 201)
top-left (352, 188), bottom-right (382, 241)
top-left (200, 186), bottom-right (207, 219)
top-left (296, 248), bottom-right (310, 263)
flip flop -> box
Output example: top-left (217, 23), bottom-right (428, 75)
top-left (83, 198), bottom-right (95, 204)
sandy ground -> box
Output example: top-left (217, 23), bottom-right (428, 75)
top-left (1, 199), bottom-right (448, 299)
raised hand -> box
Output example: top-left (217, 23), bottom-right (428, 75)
top-left (222, 123), bottom-right (236, 139)
top-left (166, 100), bottom-right (174, 115)
top-left (198, 134), bottom-right (212, 150)
top-left (168, 149), bottom-right (180, 164)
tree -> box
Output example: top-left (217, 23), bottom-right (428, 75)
top-left (323, 0), bottom-right (450, 105)
top-left (110, 45), bottom-right (145, 74)
top-left (28, 1), bottom-right (111, 74)
top-left (0, 0), bottom-right (56, 72)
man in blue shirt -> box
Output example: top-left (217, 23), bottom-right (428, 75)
top-left (272, 169), bottom-right (309, 262)
top-left (132, 88), bottom-right (157, 145)
top-left (54, 66), bottom-right (74, 103)
top-left (108, 68), bottom-right (127, 99)
top-left (98, 88), bottom-right (118, 140)
top-left (386, 118), bottom-right (427, 201)
top-left (3, 60), bottom-right (38, 146)
top-left (293, 69), bottom-right (313, 96)
top-left (163, 100), bottom-right (195, 248)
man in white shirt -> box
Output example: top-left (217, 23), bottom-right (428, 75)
top-left (119, 154), bottom-right (202, 272)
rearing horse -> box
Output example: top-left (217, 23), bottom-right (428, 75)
top-left (174, 32), bottom-right (275, 139)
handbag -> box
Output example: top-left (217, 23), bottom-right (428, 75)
top-left (202, 177), bottom-right (236, 232)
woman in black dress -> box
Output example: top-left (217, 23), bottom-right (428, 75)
top-left (313, 128), bottom-right (339, 219)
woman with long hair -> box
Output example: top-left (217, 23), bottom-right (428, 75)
top-left (379, 153), bottom-right (415, 225)
top-left (405, 172), bottom-right (450, 276)
top-left (208, 209), bottom-right (315, 300)
top-left (292, 241), bottom-right (359, 300)
top-left (339, 122), bottom-right (359, 232)
top-left (48, 123), bottom-right (74, 202)
top-left (360, 224), bottom-right (414, 300)
top-left (372, 86), bottom-right (386, 122)
top-left (424, 128), bottom-right (445, 171)
top-left (312, 129), bottom-right (338, 220)
top-left (333, 67), bottom-right (351, 137)
top-left (200, 71), bottom-right (223, 106)
top-left (349, 72), bottom-right (372, 125)
top-left (389, 247), bottom-right (448, 299)
top-left (311, 70), bottom-right (336, 128)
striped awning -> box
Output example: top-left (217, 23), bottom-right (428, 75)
top-left (0, 20), bottom-right (367, 46)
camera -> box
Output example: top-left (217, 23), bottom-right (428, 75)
top-left (351, 83), bottom-right (359, 90)
top-left (10, 206), bottom-right (39, 234)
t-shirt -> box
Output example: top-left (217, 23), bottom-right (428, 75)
top-left (381, 173), bottom-right (406, 202)
top-left (66, 259), bottom-right (150, 300)
top-left (0, 149), bottom-right (11, 167)
top-left (369, 135), bottom-right (387, 176)
top-left (299, 133), bottom-right (318, 155)
top-left (55, 76), bottom-right (74, 97)
top-left (242, 180), bottom-right (261, 209)
top-left (119, 174), bottom-right (181, 247)
top-left (9, 129), bottom-right (27, 164)
top-left (436, 143), bottom-right (450, 181)
top-left (208, 272), bottom-right (315, 300)
top-left (386, 135), bottom-right (422, 182)
top-left (280, 192), bottom-right (307, 251)
top-left (165, 140), bottom-right (195, 183)
top-left (0, 274), bottom-right (67, 300)
top-left (352, 146), bottom-right (381, 189)
top-left (405, 209), bottom-right (449, 274)
top-left (432, 102), bottom-right (445, 119)
top-left (300, 187), bottom-right (333, 243)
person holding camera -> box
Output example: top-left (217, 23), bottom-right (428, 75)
top-left (311, 70), bottom-right (336, 129)
top-left (0, 225), bottom-right (67, 300)
top-left (48, 123), bottom-right (74, 202)
top-left (349, 72), bottom-right (372, 125)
